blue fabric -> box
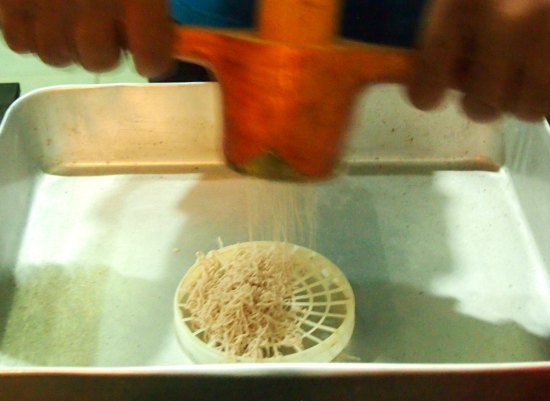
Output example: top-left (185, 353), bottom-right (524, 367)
top-left (170, 0), bottom-right (255, 28)
top-left (341, 0), bottom-right (426, 47)
top-left (170, 0), bottom-right (426, 47)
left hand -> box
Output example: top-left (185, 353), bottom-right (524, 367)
top-left (0, 0), bottom-right (174, 78)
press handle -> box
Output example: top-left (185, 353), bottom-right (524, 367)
top-left (258, 0), bottom-right (341, 45)
top-left (169, 0), bottom-right (420, 181)
top-left (349, 43), bottom-right (417, 84)
top-left (171, 32), bottom-right (418, 88)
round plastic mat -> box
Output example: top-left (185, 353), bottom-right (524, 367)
top-left (174, 241), bottom-right (355, 363)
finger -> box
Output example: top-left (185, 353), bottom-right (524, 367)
top-left (33, 0), bottom-right (73, 66)
top-left (512, 9), bottom-right (550, 122)
top-left (74, 1), bottom-right (120, 72)
top-left (0, 2), bottom-right (34, 53)
top-left (407, 0), bottom-right (463, 110)
top-left (450, 37), bottom-right (475, 93)
top-left (498, 67), bottom-right (544, 122)
top-left (122, 0), bottom-right (174, 78)
top-left (463, 3), bottom-right (527, 117)
top-left (514, 69), bottom-right (550, 122)
top-left (2, 14), bottom-right (30, 52)
top-left (461, 94), bottom-right (502, 123)
top-left (0, 5), bottom-right (5, 26)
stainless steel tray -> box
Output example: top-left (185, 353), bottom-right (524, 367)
top-left (0, 83), bottom-right (549, 400)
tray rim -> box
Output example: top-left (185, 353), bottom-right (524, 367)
top-left (2, 361), bottom-right (550, 376)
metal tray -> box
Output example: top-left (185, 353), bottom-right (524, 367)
top-left (0, 83), bottom-right (549, 400)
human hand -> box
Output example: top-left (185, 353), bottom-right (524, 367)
top-left (0, 0), bottom-right (174, 78)
top-left (407, 0), bottom-right (550, 122)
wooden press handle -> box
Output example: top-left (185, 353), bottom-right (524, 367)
top-left (349, 43), bottom-right (418, 84)
top-left (171, 0), bottom-right (417, 85)
top-left (169, 1), bottom-right (418, 179)
top-left (258, 0), bottom-right (341, 45)
top-left (172, 29), bottom-right (417, 86)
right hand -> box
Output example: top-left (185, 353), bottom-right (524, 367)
top-left (407, 0), bottom-right (550, 122)
top-left (0, 0), bottom-right (175, 78)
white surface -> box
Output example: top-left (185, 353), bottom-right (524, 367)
top-left (1, 170), bottom-right (550, 367)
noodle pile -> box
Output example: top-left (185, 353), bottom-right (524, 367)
top-left (182, 244), bottom-right (304, 359)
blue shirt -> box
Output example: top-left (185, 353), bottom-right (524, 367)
top-left (170, 0), bottom-right (426, 47)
